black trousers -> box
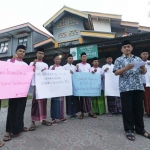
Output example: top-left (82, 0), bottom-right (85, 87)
top-left (6, 97), bottom-right (27, 135)
top-left (120, 90), bottom-right (144, 133)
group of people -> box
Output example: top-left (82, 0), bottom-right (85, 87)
top-left (0, 39), bottom-right (150, 147)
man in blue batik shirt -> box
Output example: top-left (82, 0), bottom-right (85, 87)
top-left (113, 40), bottom-right (150, 141)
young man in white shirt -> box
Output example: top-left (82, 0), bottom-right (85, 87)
top-left (49, 54), bottom-right (67, 125)
top-left (29, 48), bottom-right (51, 131)
top-left (63, 54), bottom-right (80, 118)
top-left (140, 49), bottom-right (150, 116)
top-left (91, 57), bottom-right (105, 117)
top-left (3, 45), bottom-right (29, 142)
top-left (102, 54), bottom-right (122, 116)
top-left (76, 52), bottom-right (95, 119)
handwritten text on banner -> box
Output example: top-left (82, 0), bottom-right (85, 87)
top-left (72, 72), bottom-right (101, 96)
top-left (0, 61), bottom-right (33, 99)
top-left (35, 70), bottom-right (72, 99)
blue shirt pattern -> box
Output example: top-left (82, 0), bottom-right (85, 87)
top-left (113, 54), bottom-right (144, 92)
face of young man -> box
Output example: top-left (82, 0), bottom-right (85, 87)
top-left (93, 60), bottom-right (99, 66)
top-left (67, 57), bottom-right (73, 64)
top-left (54, 56), bottom-right (61, 64)
top-left (81, 55), bottom-right (87, 62)
top-left (36, 51), bottom-right (44, 60)
top-left (16, 49), bottom-right (25, 59)
top-left (106, 57), bottom-right (113, 64)
top-left (121, 44), bottom-right (133, 56)
top-left (140, 52), bottom-right (149, 61)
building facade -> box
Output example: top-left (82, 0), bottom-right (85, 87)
top-left (0, 6), bottom-right (150, 66)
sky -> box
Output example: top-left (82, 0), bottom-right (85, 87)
top-left (0, 0), bottom-right (150, 35)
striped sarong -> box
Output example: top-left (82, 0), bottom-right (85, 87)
top-left (66, 96), bottom-right (80, 116)
top-left (80, 97), bottom-right (92, 113)
top-left (92, 91), bottom-right (106, 115)
top-left (107, 96), bottom-right (122, 113)
top-left (143, 84), bottom-right (150, 114)
top-left (31, 86), bottom-right (47, 122)
top-left (51, 97), bottom-right (64, 119)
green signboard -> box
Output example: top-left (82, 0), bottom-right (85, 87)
top-left (70, 44), bottom-right (98, 60)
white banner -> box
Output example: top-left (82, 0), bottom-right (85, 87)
top-left (104, 73), bottom-right (120, 97)
top-left (146, 65), bottom-right (150, 87)
top-left (35, 70), bottom-right (73, 99)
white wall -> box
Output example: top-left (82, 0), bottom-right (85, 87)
top-left (92, 18), bottom-right (111, 32)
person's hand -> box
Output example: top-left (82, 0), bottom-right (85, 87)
top-left (33, 59), bottom-right (37, 66)
top-left (41, 68), bottom-right (46, 72)
top-left (33, 66), bottom-right (36, 72)
top-left (104, 68), bottom-right (109, 72)
top-left (12, 54), bottom-right (18, 59)
top-left (70, 70), bottom-right (73, 74)
top-left (94, 68), bottom-right (97, 72)
top-left (140, 65), bottom-right (146, 70)
top-left (124, 64), bottom-right (134, 71)
top-left (147, 62), bottom-right (150, 65)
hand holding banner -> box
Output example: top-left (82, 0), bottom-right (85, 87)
top-left (0, 61), bottom-right (33, 99)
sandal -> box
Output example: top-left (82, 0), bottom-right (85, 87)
top-left (73, 115), bottom-right (78, 119)
top-left (136, 130), bottom-right (150, 139)
top-left (29, 125), bottom-right (36, 131)
top-left (42, 120), bottom-right (52, 126)
top-left (0, 141), bottom-right (4, 147)
top-left (88, 113), bottom-right (97, 118)
top-left (78, 113), bottom-right (84, 119)
top-left (23, 127), bottom-right (29, 132)
top-left (126, 130), bottom-right (135, 141)
top-left (3, 135), bottom-right (11, 142)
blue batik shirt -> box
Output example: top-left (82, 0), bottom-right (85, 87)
top-left (113, 54), bottom-right (144, 93)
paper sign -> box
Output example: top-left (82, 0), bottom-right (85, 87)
top-left (72, 72), bottom-right (101, 96)
top-left (131, 62), bottom-right (146, 69)
top-left (0, 61), bottom-right (33, 99)
top-left (35, 70), bottom-right (72, 99)
top-left (145, 64), bottom-right (150, 87)
top-left (105, 73), bottom-right (120, 96)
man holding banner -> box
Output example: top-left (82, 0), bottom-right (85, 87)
top-left (90, 57), bottom-right (105, 117)
top-left (76, 52), bottom-right (95, 119)
top-left (102, 54), bottom-right (122, 116)
top-left (3, 45), bottom-right (29, 141)
top-left (140, 50), bottom-right (150, 116)
top-left (49, 54), bottom-right (67, 125)
top-left (29, 48), bottom-right (52, 131)
top-left (63, 54), bottom-right (80, 118)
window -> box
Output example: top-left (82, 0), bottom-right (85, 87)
top-left (0, 42), bottom-right (8, 54)
top-left (18, 37), bottom-right (27, 47)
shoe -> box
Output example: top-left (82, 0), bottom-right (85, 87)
top-left (51, 120), bottom-right (57, 125)
top-left (60, 118), bottom-right (67, 122)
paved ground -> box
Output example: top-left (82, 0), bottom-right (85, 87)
top-left (0, 100), bottom-right (150, 150)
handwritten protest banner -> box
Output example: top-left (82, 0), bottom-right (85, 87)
top-left (72, 72), bottom-right (101, 96)
top-left (35, 70), bottom-right (72, 99)
top-left (146, 64), bottom-right (150, 87)
top-left (0, 61), bottom-right (33, 99)
top-left (105, 73), bottom-right (120, 97)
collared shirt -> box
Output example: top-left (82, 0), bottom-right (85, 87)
top-left (30, 61), bottom-right (48, 86)
top-left (49, 65), bottom-right (64, 70)
top-left (141, 60), bottom-right (150, 84)
top-left (7, 59), bottom-right (28, 65)
top-left (102, 64), bottom-right (114, 73)
top-left (113, 54), bottom-right (144, 92)
top-left (90, 67), bottom-right (104, 75)
top-left (63, 63), bottom-right (76, 72)
top-left (90, 67), bottom-right (104, 90)
top-left (77, 63), bottom-right (91, 72)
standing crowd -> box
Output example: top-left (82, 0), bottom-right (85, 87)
top-left (0, 40), bottom-right (150, 147)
